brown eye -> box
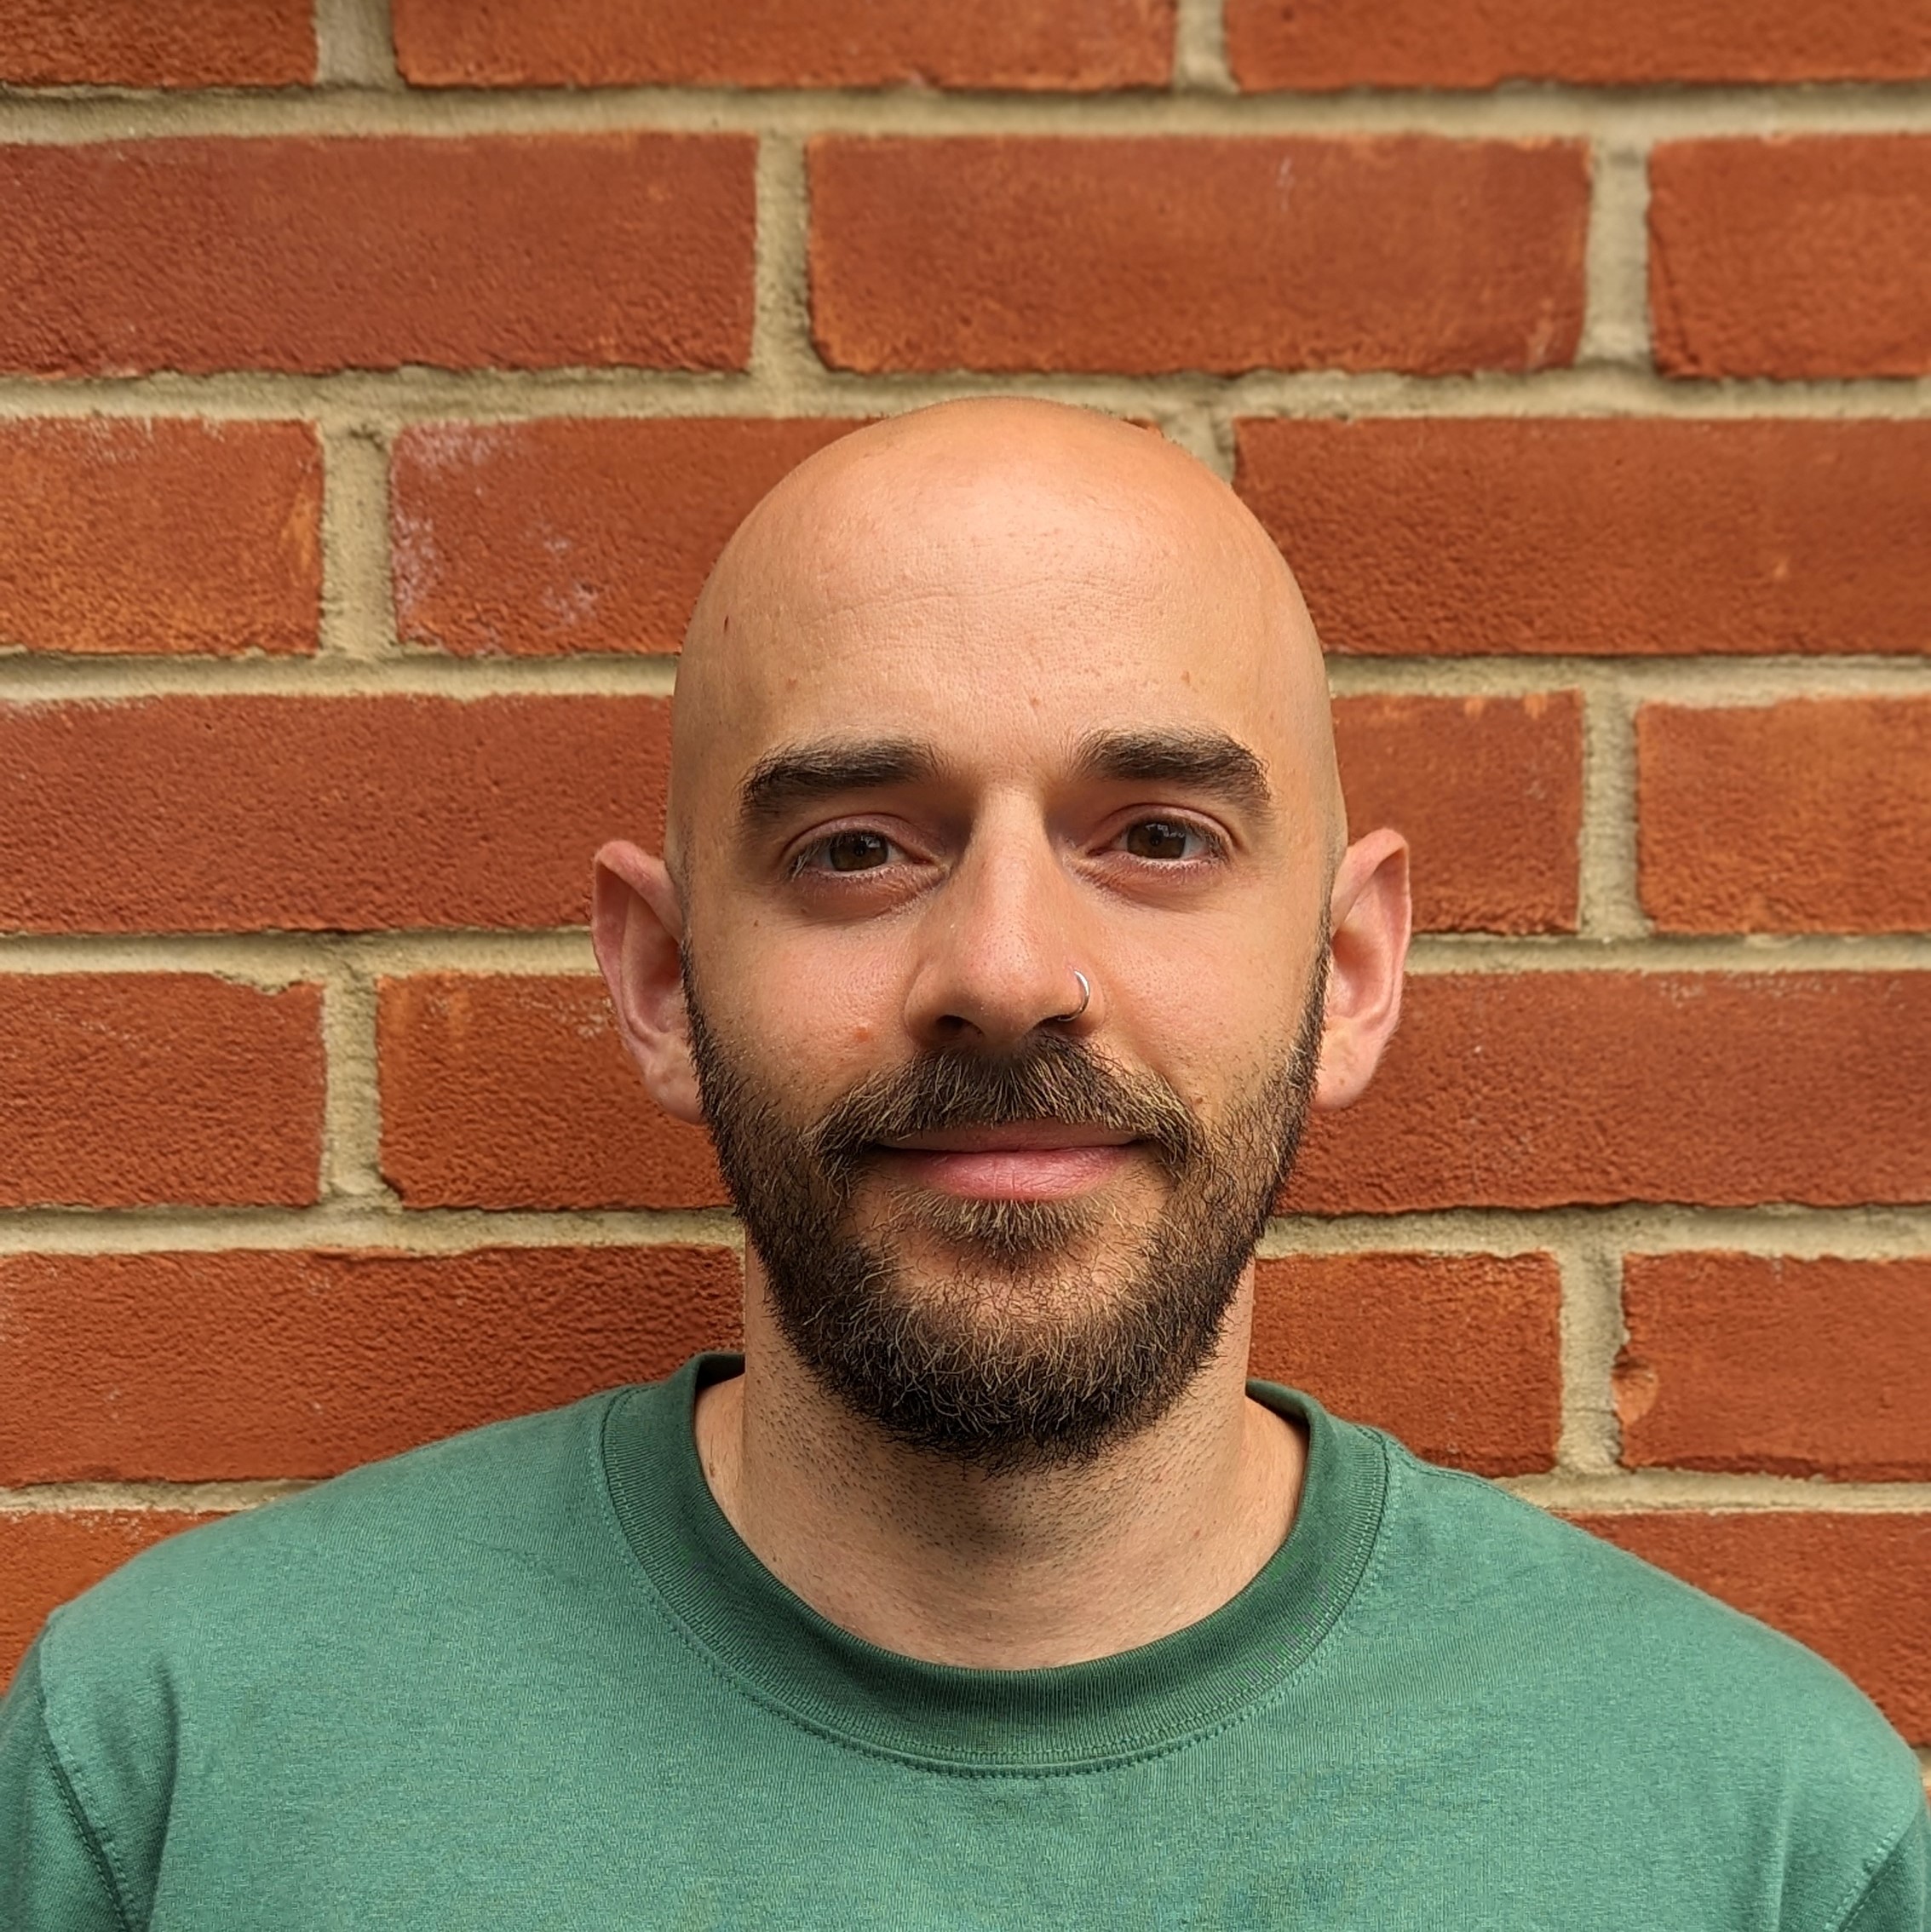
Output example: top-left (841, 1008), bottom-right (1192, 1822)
top-left (822, 830), bottom-right (893, 872)
top-left (1124, 819), bottom-right (1198, 860)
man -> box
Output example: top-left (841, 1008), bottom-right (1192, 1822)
top-left (3, 400), bottom-right (1923, 1928)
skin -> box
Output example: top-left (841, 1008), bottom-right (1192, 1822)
top-left (593, 400), bottom-right (1410, 1669)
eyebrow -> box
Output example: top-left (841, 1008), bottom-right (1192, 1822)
top-left (1071, 727), bottom-right (1273, 817)
top-left (738, 736), bottom-right (941, 830)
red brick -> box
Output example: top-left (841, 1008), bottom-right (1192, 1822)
top-left (380, 975), bottom-right (725, 1209)
top-left (1576, 1513), bottom-right (1931, 1744)
top-left (0, 1246), bottom-right (742, 1484)
top-left (394, 0), bottom-right (1171, 89)
top-left (1251, 1252), bottom-right (1560, 1475)
top-left (1651, 139), bottom-right (1931, 378)
top-left (393, 419), bottom-right (860, 658)
top-left (1235, 417), bottom-right (1931, 658)
top-left (0, 695), bottom-right (668, 932)
top-left (1639, 699), bottom-right (1931, 934)
top-left (1288, 972), bottom-right (1931, 1213)
top-left (1616, 1254), bottom-right (1931, 1481)
top-left (1228, 0), bottom-right (1931, 89)
top-left (0, 975), bottom-right (322, 1208)
top-left (809, 137), bottom-right (1587, 377)
top-left (0, 0), bottom-right (311, 86)
top-left (1, 1511), bottom-right (216, 1688)
top-left (1335, 693), bottom-right (1580, 933)
top-left (0, 135), bottom-right (753, 377)
top-left (0, 418), bottom-right (319, 657)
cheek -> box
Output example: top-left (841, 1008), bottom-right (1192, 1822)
top-left (714, 929), bottom-right (905, 1103)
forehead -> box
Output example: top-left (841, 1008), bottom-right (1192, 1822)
top-left (686, 452), bottom-right (1307, 799)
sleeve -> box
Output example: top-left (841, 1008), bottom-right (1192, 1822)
top-left (1838, 1798), bottom-right (1930, 1932)
top-left (0, 1640), bottom-right (130, 1932)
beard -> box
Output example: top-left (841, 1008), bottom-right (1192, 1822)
top-left (684, 952), bottom-right (1328, 1475)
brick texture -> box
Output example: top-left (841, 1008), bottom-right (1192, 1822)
top-left (0, 136), bottom-right (755, 377)
top-left (1227, 0), bottom-right (1931, 89)
top-left (1616, 1254), bottom-right (1931, 1481)
top-left (1334, 693), bottom-right (1581, 933)
top-left (1651, 139), bottom-right (1931, 379)
top-left (393, 419), bottom-right (861, 658)
top-left (1577, 1513), bottom-right (1931, 1744)
top-left (0, 0), bottom-right (312, 86)
top-left (1236, 418), bottom-right (1931, 658)
top-left (809, 137), bottom-right (1588, 376)
top-left (0, 975), bottom-right (323, 1208)
top-left (1250, 1253), bottom-right (1561, 1475)
top-left (0, 696), bottom-right (670, 933)
top-left (1287, 972), bottom-right (1931, 1213)
top-left (1, 1512), bottom-right (216, 1688)
top-left (379, 975), bottom-right (725, 1209)
top-left (0, 418), bottom-right (320, 657)
top-left (0, 1246), bottom-right (742, 1484)
top-left (1638, 699), bottom-right (1931, 934)
top-left (394, 0), bottom-right (1174, 89)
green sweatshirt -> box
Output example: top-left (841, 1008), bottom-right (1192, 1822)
top-left (3, 1353), bottom-right (1924, 1929)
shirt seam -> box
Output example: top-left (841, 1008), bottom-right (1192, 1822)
top-left (592, 1385), bottom-right (1392, 1780)
top-left (31, 1653), bottom-right (136, 1932)
top-left (1822, 1797), bottom-right (1928, 1932)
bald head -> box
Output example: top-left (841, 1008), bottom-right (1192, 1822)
top-left (666, 399), bottom-right (1342, 896)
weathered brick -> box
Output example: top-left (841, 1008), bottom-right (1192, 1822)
top-left (1616, 1254), bottom-right (1931, 1481)
top-left (1, 1511), bottom-right (216, 1688)
top-left (0, 975), bottom-right (322, 1207)
top-left (1228, 0), bottom-right (1931, 89)
top-left (1638, 699), bottom-right (1931, 934)
top-left (809, 137), bottom-right (1587, 376)
top-left (393, 419), bottom-right (860, 658)
top-left (1651, 139), bottom-right (1931, 378)
top-left (1288, 973), bottom-right (1931, 1213)
top-left (1235, 417), bottom-right (1931, 658)
top-left (0, 0), bottom-right (311, 86)
top-left (0, 418), bottom-right (319, 657)
top-left (394, 0), bottom-right (1172, 89)
top-left (1576, 1512), bottom-right (1931, 1744)
top-left (379, 975), bottom-right (725, 1208)
top-left (1335, 693), bottom-right (1580, 933)
top-left (1251, 1253), bottom-right (1560, 1475)
top-left (0, 135), bottom-right (754, 377)
top-left (0, 1246), bottom-right (743, 1484)
top-left (0, 695), bottom-right (669, 932)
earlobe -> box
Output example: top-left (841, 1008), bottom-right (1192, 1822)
top-left (1313, 827), bottom-right (1411, 1113)
top-left (590, 841), bottom-right (707, 1126)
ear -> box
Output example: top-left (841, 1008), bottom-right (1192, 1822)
top-left (1313, 826), bottom-right (1411, 1112)
top-left (590, 841), bottom-right (706, 1126)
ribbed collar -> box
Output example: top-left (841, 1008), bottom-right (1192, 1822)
top-left (603, 1353), bottom-right (1386, 1773)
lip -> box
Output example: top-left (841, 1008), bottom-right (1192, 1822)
top-left (871, 1124), bottom-right (1144, 1201)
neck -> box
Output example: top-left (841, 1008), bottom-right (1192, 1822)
top-left (693, 1262), bottom-right (1306, 1669)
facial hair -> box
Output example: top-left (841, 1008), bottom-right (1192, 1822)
top-left (684, 954), bottom-right (1328, 1475)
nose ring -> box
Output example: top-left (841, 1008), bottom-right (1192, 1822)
top-left (1051, 971), bottom-right (1091, 1024)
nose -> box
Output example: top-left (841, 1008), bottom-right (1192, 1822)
top-left (902, 799), bottom-right (1098, 1051)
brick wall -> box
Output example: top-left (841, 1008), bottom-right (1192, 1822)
top-left (0, 0), bottom-right (1925, 1783)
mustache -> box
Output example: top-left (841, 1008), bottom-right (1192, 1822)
top-left (809, 1030), bottom-right (1210, 1180)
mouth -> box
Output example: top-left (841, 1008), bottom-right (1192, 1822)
top-left (871, 1123), bottom-right (1146, 1201)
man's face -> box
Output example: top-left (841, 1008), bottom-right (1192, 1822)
top-left (665, 421), bottom-right (1343, 1471)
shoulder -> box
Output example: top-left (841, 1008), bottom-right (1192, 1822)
top-left (1356, 1434), bottom-right (1926, 1912)
top-left (37, 1388), bottom-right (626, 1711)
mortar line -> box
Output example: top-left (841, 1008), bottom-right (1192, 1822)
top-left (0, 367), bottom-right (1924, 424)
top-left (1500, 1473), bottom-right (1931, 1511)
top-left (1578, 138), bottom-right (1652, 370)
top-left (319, 968), bottom-right (393, 1205)
top-left (317, 419), bottom-right (399, 658)
top-left (3, 647), bottom-right (1926, 706)
top-left (1172, 0), bottom-right (1234, 95)
top-left (0, 1480), bottom-right (312, 1513)
top-left (1555, 1244), bottom-right (1625, 1475)
top-left (313, 0), bottom-right (399, 89)
top-left (4, 79), bottom-right (1931, 141)
top-left (4, 931), bottom-right (1928, 978)
top-left (750, 133), bottom-right (819, 392)
top-left (1575, 677), bottom-right (1647, 940)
